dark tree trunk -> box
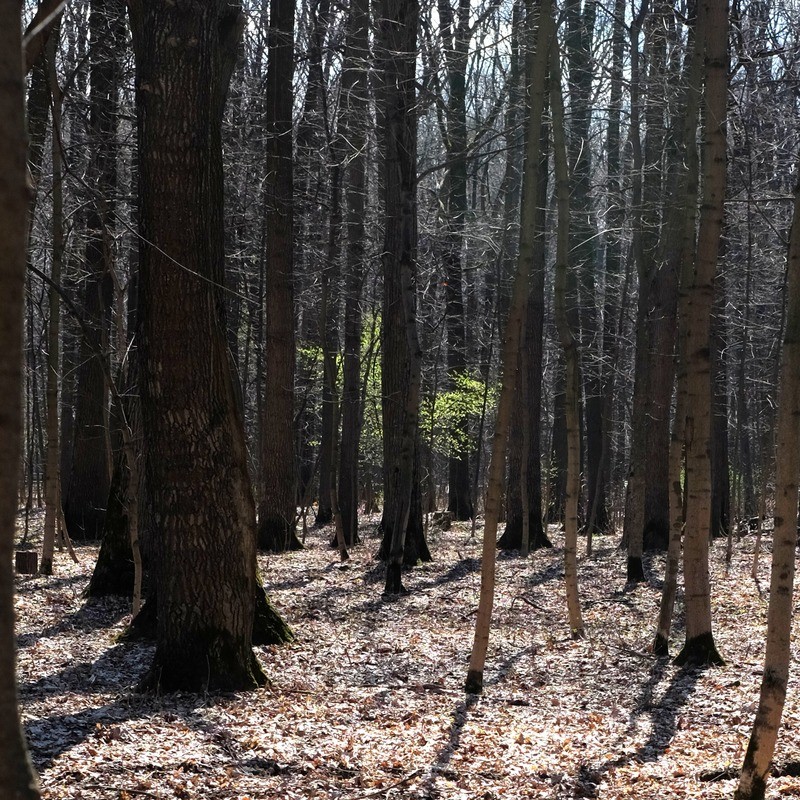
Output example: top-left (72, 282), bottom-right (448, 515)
top-left (376, 0), bottom-right (428, 591)
top-left (0, 2), bottom-right (42, 793)
top-left (258, 0), bottom-right (302, 552)
top-left (63, 0), bottom-right (124, 541)
top-left (337, 0), bottom-right (370, 547)
top-left (499, 126), bottom-right (551, 553)
top-left (130, 0), bottom-right (268, 691)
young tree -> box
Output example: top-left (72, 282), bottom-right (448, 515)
top-left (675, 0), bottom-right (727, 667)
top-left (129, 0), bottom-right (267, 691)
top-left (337, 0), bottom-right (371, 547)
top-left (551, 24), bottom-right (584, 638)
top-left (734, 165), bottom-right (800, 800)
top-left (466, 0), bottom-right (553, 693)
top-left (0, 1), bottom-right (42, 794)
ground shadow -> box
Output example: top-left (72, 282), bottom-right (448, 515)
top-left (577, 658), bottom-right (706, 790)
top-left (17, 595), bottom-right (130, 650)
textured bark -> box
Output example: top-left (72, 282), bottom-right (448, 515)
top-left (376, 0), bottom-right (428, 593)
top-left (336, 0), bottom-right (370, 547)
top-left (653, 5), bottom-right (702, 656)
top-left (466, 0), bottom-right (552, 693)
top-left (551, 33), bottom-right (584, 638)
top-left (258, 0), bottom-right (301, 553)
top-left (564, 0), bottom-right (600, 539)
top-left (735, 162), bottom-right (800, 800)
top-left (437, 0), bottom-right (473, 521)
top-left (499, 131), bottom-right (551, 554)
top-left (41, 28), bottom-right (63, 577)
top-left (0, 1), bottom-right (42, 793)
top-left (130, 0), bottom-right (267, 691)
top-left (675, 0), bottom-right (727, 668)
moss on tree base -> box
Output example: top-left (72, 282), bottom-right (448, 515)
top-left (253, 578), bottom-right (294, 644)
top-left (675, 632), bottom-right (725, 666)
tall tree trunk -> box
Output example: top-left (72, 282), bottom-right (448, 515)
top-left (63, 0), bottom-right (124, 541)
top-left (0, 1), bottom-right (42, 792)
top-left (337, 0), bottom-right (370, 547)
top-left (41, 28), bottom-right (63, 576)
top-left (377, 0), bottom-right (428, 593)
top-left (258, 0), bottom-right (302, 552)
top-left (735, 163), bottom-right (800, 800)
top-left (438, 0), bottom-right (473, 521)
top-left (652, 1), bottom-right (702, 656)
top-left (466, 0), bottom-right (552, 693)
top-left (129, 0), bottom-right (267, 691)
top-left (674, 0), bottom-right (727, 667)
top-left (551, 30), bottom-right (584, 638)
top-left (499, 126), bottom-right (551, 553)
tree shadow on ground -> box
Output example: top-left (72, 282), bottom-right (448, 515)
top-left (17, 595), bottom-right (130, 650)
top-left (419, 646), bottom-right (536, 797)
top-left (576, 658), bottom-right (705, 790)
top-left (15, 573), bottom-right (87, 596)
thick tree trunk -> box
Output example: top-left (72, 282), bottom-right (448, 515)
top-left (652, 4), bottom-right (702, 656)
top-left (130, 0), bottom-right (268, 691)
top-left (0, 2), bottom-right (42, 793)
top-left (376, 0), bottom-right (428, 593)
top-left (499, 131), bottom-right (551, 553)
top-left (258, 0), bottom-right (302, 553)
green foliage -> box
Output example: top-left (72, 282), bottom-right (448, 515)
top-left (421, 371), bottom-right (496, 458)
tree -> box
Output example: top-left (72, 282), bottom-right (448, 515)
top-left (551, 21), bottom-right (584, 638)
top-left (466, 0), bottom-right (553, 693)
top-left (337, 0), bottom-right (371, 547)
top-left (259, 0), bottom-right (302, 552)
top-left (63, 0), bottom-right (126, 541)
top-left (0, 0), bottom-right (42, 793)
top-left (129, 0), bottom-right (267, 691)
top-left (377, 0), bottom-right (431, 593)
top-left (674, 0), bottom-right (727, 667)
top-left (734, 165), bottom-right (800, 800)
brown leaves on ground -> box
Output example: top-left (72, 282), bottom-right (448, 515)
top-left (15, 513), bottom-right (800, 799)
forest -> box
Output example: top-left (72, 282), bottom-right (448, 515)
top-left (1, 0), bottom-right (800, 796)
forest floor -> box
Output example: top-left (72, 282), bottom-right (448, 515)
top-left (14, 511), bottom-right (800, 800)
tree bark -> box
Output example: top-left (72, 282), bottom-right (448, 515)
top-left (63, 0), bottom-right (124, 541)
top-left (0, 1), bottom-right (42, 792)
top-left (337, 0), bottom-right (370, 547)
top-left (735, 162), bottom-right (800, 800)
top-left (674, 0), bottom-right (727, 667)
top-left (129, 0), bottom-right (267, 691)
top-left (466, 0), bottom-right (553, 693)
top-left (376, 0), bottom-right (429, 593)
top-left (258, 0), bottom-right (302, 552)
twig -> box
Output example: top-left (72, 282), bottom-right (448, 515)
top-left (347, 769), bottom-right (423, 799)
top-left (82, 785), bottom-right (159, 799)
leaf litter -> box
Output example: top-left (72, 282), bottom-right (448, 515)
top-left (14, 512), bottom-right (800, 799)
